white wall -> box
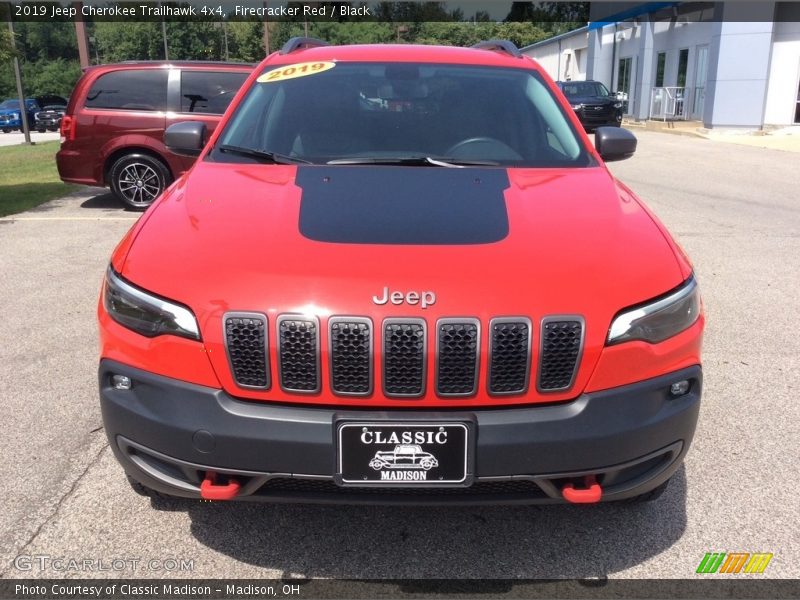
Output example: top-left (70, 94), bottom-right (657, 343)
top-left (522, 30), bottom-right (588, 82)
top-left (523, 40), bottom-right (561, 80)
top-left (764, 20), bottom-right (800, 125)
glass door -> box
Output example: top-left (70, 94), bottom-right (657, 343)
top-left (617, 57), bottom-right (633, 114)
top-left (692, 45), bottom-right (709, 120)
top-left (795, 62), bottom-right (800, 123)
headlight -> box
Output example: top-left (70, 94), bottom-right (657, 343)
top-left (34, 112), bottom-right (41, 119)
top-left (607, 277), bottom-right (700, 345)
top-left (11, 112), bottom-right (19, 119)
top-left (613, 102), bottom-right (623, 109)
top-left (571, 104), bottom-right (582, 110)
top-left (103, 267), bottom-right (201, 340)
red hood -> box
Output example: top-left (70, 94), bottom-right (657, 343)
top-left (118, 161), bottom-right (686, 405)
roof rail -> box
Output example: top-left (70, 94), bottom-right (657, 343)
top-left (280, 37), bottom-right (329, 55)
top-left (471, 40), bottom-right (522, 58)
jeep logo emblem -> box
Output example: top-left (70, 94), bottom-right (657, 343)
top-left (372, 286), bottom-right (436, 309)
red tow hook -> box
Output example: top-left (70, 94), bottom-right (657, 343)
top-left (200, 471), bottom-right (240, 501)
top-left (562, 475), bottom-right (602, 504)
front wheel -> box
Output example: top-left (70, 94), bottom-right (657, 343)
top-left (109, 153), bottom-right (172, 210)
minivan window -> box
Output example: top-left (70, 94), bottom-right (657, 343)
top-left (180, 71), bottom-right (248, 114)
top-left (85, 70), bottom-right (168, 111)
top-left (213, 63), bottom-right (589, 168)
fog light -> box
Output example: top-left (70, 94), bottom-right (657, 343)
top-left (670, 380), bottom-right (690, 397)
top-left (112, 374), bottom-right (132, 390)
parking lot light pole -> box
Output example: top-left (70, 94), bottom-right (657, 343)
top-left (7, 18), bottom-right (32, 144)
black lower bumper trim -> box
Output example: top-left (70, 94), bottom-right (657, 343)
top-left (100, 359), bottom-right (701, 504)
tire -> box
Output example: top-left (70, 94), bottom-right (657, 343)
top-left (621, 478), bottom-right (670, 504)
top-left (109, 153), bottom-right (172, 210)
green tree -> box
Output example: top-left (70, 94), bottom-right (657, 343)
top-left (12, 22), bottom-right (78, 62)
top-left (227, 21), bottom-right (265, 62)
top-left (23, 58), bottom-right (82, 96)
top-left (0, 29), bottom-right (16, 63)
top-left (94, 22), bottom-right (164, 62)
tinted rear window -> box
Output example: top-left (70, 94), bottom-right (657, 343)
top-left (85, 70), bottom-right (168, 111)
top-left (180, 71), bottom-right (247, 114)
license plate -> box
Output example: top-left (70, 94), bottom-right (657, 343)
top-left (337, 422), bottom-right (470, 486)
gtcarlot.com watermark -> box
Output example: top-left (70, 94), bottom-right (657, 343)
top-left (13, 554), bottom-right (194, 573)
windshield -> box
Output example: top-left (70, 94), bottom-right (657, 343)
top-left (0, 100), bottom-right (20, 109)
top-left (212, 62), bottom-right (590, 168)
top-left (561, 81), bottom-right (611, 98)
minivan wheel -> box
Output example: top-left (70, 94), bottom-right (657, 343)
top-left (110, 154), bottom-right (171, 210)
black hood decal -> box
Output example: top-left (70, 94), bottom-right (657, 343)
top-left (297, 166), bottom-right (509, 245)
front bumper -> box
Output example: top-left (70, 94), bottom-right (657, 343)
top-left (0, 116), bottom-right (21, 130)
top-left (100, 359), bottom-right (701, 504)
top-left (35, 118), bottom-right (61, 129)
top-left (574, 109), bottom-right (623, 129)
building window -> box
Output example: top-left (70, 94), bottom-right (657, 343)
top-left (677, 48), bottom-right (689, 88)
top-left (655, 52), bottom-right (666, 87)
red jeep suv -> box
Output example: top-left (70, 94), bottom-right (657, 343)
top-left (98, 39), bottom-right (704, 505)
top-left (56, 61), bottom-right (251, 209)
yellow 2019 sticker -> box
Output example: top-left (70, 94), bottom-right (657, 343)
top-left (257, 61), bottom-right (336, 83)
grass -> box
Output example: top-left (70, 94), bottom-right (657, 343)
top-left (0, 141), bottom-right (77, 217)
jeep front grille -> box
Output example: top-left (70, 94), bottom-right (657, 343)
top-left (537, 318), bottom-right (584, 392)
top-left (277, 315), bottom-right (320, 393)
top-left (382, 318), bottom-right (426, 397)
top-left (488, 318), bottom-right (532, 395)
top-left (329, 317), bottom-right (372, 396)
top-left (224, 313), bottom-right (269, 389)
top-left (224, 313), bottom-right (583, 400)
top-left (436, 319), bottom-right (480, 397)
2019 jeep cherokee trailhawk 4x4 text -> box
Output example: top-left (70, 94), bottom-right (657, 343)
top-left (98, 39), bottom-right (704, 505)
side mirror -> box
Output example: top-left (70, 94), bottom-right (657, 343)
top-left (164, 121), bottom-right (207, 157)
top-left (595, 126), bottom-right (637, 162)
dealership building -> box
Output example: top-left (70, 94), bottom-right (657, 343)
top-left (521, 2), bottom-right (800, 128)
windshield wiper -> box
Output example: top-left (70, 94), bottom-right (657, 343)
top-left (326, 156), bottom-right (499, 168)
top-left (217, 145), bottom-right (311, 164)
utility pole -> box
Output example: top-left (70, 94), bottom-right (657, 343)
top-left (221, 21), bottom-right (229, 61)
top-left (161, 21), bottom-right (169, 59)
top-left (262, 1), bottom-right (270, 55)
top-left (7, 17), bottom-right (31, 144)
top-left (157, 1), bottom-right (168, 59)
top-left (72, 2), bottom-right (90, 68)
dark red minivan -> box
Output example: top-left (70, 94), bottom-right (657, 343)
top-left (56, 61), bottom-right (252, 209)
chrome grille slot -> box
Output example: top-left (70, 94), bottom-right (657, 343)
top-left (538, 317), bottom-right (584, 392)
top-left (224, 313), bottom-right (269, 389)
top-left (383, 318), bottom-right (426, 397)
top-left (277, 315), bottom-right (320, 393)
top-left (436, 318), bottom-right (480, 397)
top-left (488, 318), bottom-right (531, 395)
top-left (329, 317), bottom-right (372, 396)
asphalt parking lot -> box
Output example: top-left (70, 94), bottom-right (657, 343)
top-left (0, 131), bottom-right (60, 147)
top-left (0, 131), bottom-right (798, 581)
